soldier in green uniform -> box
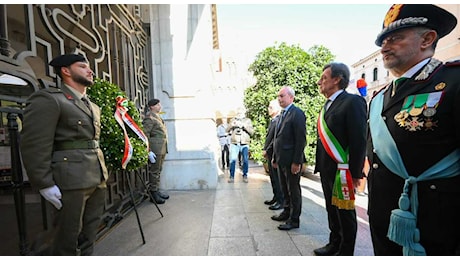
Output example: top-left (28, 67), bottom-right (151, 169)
top-left (143, 98), bottom-right (169, 204)
top-left (367, 4), bottom-right (460, 255)
top-left (20, 54), bottom-right (108, 255)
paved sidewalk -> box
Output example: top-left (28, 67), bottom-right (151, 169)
top-left (93, 163), bottom-right (374, 256)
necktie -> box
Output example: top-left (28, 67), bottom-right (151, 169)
top-left (276, 109), bottom-right (285, 130)
top-left (324, 99), bottom-right (331, 112)
top-left (81, 96), bottom-right (92, 111)
top-left (391, 77), bottom-right (408, 97)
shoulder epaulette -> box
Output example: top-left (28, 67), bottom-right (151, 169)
top-left (42, 87), bottom-right (62, 93)
top-left (445, 60), bottom-right (460, 67)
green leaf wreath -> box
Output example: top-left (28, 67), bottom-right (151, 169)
top-left (87, 78), bottom-right (148, 171)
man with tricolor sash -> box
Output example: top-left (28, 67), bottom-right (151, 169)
top-left (367, 4), bottom-right (460, 256)
top-left (313, 62), bottom-right (367, 256)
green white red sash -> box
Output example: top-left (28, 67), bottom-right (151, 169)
top-left (114, 96), bottom-right (149, 169)
top-left (317, 107), bottom-right (355, 210)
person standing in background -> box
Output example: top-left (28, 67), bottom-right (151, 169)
top-left (20, 54), bottom-right (108, 255)
top-left (226, 107), bottom-right (254, 183)
top-left (262, 99), bottom-right (284, 210)
top-left (271, 86), bottom-right (306, 231)
top-left (216, 117), bottom-right (230, 170)
top-left (367, 4), bottom-right (460, 256)
top-left (314, 62), bottom-right (367, 256)
top-left (356, 74), bottom-right (368, 98)
top-left (143, 98), bottom-right (169, 204)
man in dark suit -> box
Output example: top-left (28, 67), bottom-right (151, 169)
top-left (262, 99), bottom-right (283, 210)
top-left (313, 62), bottom-right (367, 256)
top-left (368, 4), bottom-right (460, 256)
top-left (20, 54), bottom-right (108, 255)
top-left (271, 86), bottom-right (306, 231)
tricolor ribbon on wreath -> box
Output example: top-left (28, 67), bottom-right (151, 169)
top-left (114, 95), bottom-right (149, 169)
top-left (317, 107), bottom-right (355, 210)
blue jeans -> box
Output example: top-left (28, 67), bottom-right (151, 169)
top-left (229, 143), bottom-right (249, 178)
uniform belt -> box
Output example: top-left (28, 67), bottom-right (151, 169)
top-left (54, 140), bottom-right (99, 150)
top-left (219, 135), bottom-right (227, 138)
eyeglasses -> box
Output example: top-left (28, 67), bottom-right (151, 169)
top-left (381, 34), bottom-right (405, 45)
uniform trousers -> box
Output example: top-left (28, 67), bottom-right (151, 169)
top-left (148, 153), bottom-right (166, 192)
top-left (49, 185), bottom-right (106, 255)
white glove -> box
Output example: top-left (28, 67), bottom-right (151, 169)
top-left (148, 151), bottom-right (157, 163)
top-left (39, 185), bottom-right (62, 210)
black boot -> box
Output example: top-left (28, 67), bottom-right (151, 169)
top-left (150, 191), bottom-right (165, 204)
top-left (157, 191), bottom-right (169, 200)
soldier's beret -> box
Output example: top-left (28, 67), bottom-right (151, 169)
top-left (49, 54), bottom-right (87, 68)
top-left (148, 98), bottom-right (160, 106)
top-left (375, 4), bottom-right (457, 46)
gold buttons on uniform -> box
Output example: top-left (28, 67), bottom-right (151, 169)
top-left (372, 163), bottom-right (379, 169)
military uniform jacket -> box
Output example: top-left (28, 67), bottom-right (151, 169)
top-left (20, 84), bottom-right (108, 191)
top-left (367, 59), bottom-right (460, 253)
top-left (143, 111), bottom-right (168, 156)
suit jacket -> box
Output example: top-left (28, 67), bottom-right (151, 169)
top-left (263, 115), bottom-right (279, 160)
top-left (273, 104), bottom-right (306, 166)
top-left (20, 84), bottom-right (108, 191)
top-left (315, 91), bottom-right (367, 179)
top-left (367, 58), bottom-right (460, 254)
top-left (143, 111), bottom-right (168, 156)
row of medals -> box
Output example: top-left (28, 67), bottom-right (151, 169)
top-left (394, 105), bottom-right (437, 132)
top-left (393, 83), bottom-right (445, 132)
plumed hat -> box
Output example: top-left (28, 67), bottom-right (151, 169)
top-left (49, 54), bottom-right (87, 68)
top-left (375, 4), bottom-right (457, 46)
top-left (148, 98), bottom-right (160, 106)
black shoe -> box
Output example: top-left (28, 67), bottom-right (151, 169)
top-left (264, 198), bottom-right (276, 205)
top-left (313, 243), bottom-right (339, 256)
top-left (277, 221), bottom-right (299, 230)
top-left (271, 211), bottom-right (290, 221)
top-left (269, 202), bottom-right (282, 210)
top-left (158, 191), bottom-right (169, 200)
top-left (149, 191), bottom-right (165, 204)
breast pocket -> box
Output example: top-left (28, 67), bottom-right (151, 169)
top-left (67, 117), bottom-right (93, 136)
top-left (51, 151), bottom-right (83, 188)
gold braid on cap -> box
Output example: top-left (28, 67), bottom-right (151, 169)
top-left (384, 4), bottom-right (403, 27)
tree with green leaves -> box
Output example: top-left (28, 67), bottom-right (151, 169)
top-left (244, 42), bottom-right (334, 167)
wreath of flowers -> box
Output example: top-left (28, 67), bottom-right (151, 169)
top-left (87, 78), bottom-right (148, 171)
